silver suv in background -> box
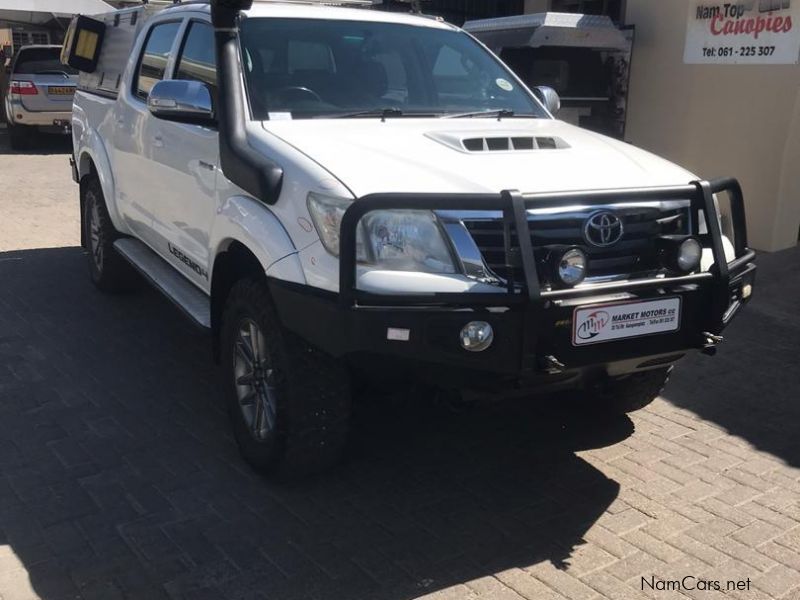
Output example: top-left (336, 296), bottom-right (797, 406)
top-left (4, 45), bottom-right (77, 150)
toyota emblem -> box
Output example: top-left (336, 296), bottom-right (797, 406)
top-left (584, 211), bottom-right (624, 247)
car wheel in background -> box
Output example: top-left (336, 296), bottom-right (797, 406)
top-left (7, 124), bottom-right (31, 151)
top-left (221, 278), bottom-right (351, 478)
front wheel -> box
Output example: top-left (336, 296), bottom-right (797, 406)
top-left (599, 367), bottom-right (673, 414)
top-left (221, 278), bottom-right (351, 478)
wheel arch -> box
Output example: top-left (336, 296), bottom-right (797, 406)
top-left (75, 130), bottom-right (126, 235)
top-left (210, 240), bottom-right (270, 363)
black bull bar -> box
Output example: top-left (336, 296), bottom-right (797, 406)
top-left (271, 178), bottom-right (756, 379)
top-left (340, 178), bottom-right (755, 324)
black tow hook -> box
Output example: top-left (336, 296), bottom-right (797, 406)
top-left (701, 332), bottom-right (724, 356)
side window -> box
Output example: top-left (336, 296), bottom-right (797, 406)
top-left (134, 21), bottom-right (181, 101)
top-left (175, 21), bottom-right (217, 95)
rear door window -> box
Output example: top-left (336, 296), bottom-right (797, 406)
top-left (13, 47), bottom-right (78, 75)
top-left (134, 21), bottom-right (181, 100)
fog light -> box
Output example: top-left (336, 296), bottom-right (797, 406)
top-left (460, 321), bottom-right (494, 352)
top-left (677, 238), bottom-right (703, 272)
top-left (742, 283), bottom-right (753, 300)
top-left (555, 248), bottom-right (588, 287)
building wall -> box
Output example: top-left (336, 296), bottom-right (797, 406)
top-left (520, 0), bottom-right (799, 250)
top-left (624, 0), bottom-right (800, 251)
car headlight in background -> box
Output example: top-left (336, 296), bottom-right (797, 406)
top-left (306, 193), bottom-right (457, 274)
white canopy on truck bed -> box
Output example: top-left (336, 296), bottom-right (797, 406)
top-left (0, 0), bottom-right (112, 25)
top-left (463, 12), bottom-right (629, 52)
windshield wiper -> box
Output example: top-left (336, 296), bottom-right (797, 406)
top-left (443, 109), bottom-right (518, 120)
top-left (321, 108), bottom-right (404, 121)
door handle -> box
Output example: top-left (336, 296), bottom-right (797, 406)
top-left (152, 134), bottom-right (164, 148)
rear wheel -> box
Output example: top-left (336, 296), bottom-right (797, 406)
top-left (7, 124), bottom-right (31, 150)
top-left (599, 368), bottom-right (672, 414)
top-left (221, 278), bottom-right (351, 478)
top-left (82, 177), bottom-right (137, 293)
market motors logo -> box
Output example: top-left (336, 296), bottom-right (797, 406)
top-left (583, 211), bottom-right (624, 248)
top-left (576, 310), bottom-right (611, 341)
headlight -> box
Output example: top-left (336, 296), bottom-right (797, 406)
top-left (307, 193), bottom-right (457, 274)
top-left (360, 210), bottom-right (456, 274)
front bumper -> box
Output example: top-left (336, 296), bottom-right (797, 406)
top-left (5, 98), bottom-right (72, 129)
top-left (270, 178), bottom-right (756, 386)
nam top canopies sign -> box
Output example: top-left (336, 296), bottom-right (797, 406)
top-left (684, 0), bottom-right (800, 64)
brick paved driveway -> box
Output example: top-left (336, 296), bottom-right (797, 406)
top-left (1, 128), bottom-right (799, 600)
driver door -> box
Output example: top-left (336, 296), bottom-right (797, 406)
top-left (145, 18), bottom-right (219, 291)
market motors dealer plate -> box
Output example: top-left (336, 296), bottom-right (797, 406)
top-left (572, 297), bottom-right (682, 346)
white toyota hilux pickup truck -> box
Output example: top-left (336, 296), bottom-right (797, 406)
top-left (66, 0), bottom-right (757, 477)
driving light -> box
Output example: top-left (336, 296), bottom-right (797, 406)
top-left (460, 321), bottom-right (494, 352)
top-left (555, 248), bottom-right (588, 287)
top-left (677, 238), bottom-right (703, 272)
top-left (657, 236), bottom-right (703, 273)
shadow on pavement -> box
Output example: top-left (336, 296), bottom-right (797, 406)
top-left (0, 246), bottom-right (630, 600)
top-left (660, 247), bottom-right (800, 467)
top-left (0, 125), bottom-right (72, 155)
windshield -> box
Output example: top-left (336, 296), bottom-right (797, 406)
top-left (13, 48), bottom-right (78, 76)
top-left (239, 18), bottom-right (547, 120)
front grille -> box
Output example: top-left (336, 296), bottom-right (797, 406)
top-left (463, 204), bottom-right (690, 286)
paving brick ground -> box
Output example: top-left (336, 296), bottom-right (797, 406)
top-left (1, 127), bottom-right (800, 600)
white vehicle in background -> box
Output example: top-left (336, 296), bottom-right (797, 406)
top-left (5, 45), bottom-right (77, 149)
top-left (65, 0), bottom-right (756, 478)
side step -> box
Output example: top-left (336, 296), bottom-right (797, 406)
top-left (113, 238), bottom-right (211, 329)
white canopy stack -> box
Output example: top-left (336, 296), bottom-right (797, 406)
top-left (0, 0), bottom-right (113, 26)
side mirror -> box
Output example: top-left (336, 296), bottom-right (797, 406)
top-left (533, 86), bottom-right (561, 116)
top-left (148, 80), bottom-right (215, 125)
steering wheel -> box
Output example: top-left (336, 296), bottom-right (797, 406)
top-left (275, 86), bottom-right (323, 104)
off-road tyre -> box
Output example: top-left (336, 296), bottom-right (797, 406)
top-left (7, 124), bottom-right (31, 151)
top-left (221, 278), bottom-right (351, 478)
top-left (601, 367), bottom-right (673, 414)
top-left (82, 176), bottom-right (138, 293)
